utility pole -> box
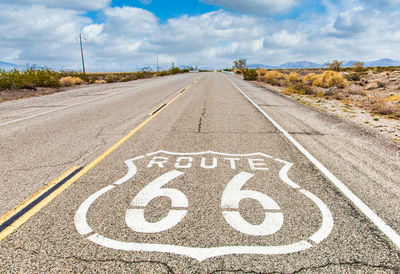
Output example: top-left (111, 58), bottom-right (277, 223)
top-left (156, 55), bottom-right (159, 73)
top-left (79, 33), bottom-right (86, 75)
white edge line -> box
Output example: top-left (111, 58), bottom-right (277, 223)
top-left (227, 77), bottom-right (400, 250)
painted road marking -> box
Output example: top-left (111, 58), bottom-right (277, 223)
top-left (148, 103), bottom-right (167, 116)
top-left (62, 77), bottom-right (202, 192)
top-left (0, 166), bottom-right (82, 242)
top-left (226, 77), bottom-right (400, 250)
top-left (75, 151), bottom-right (333, 261)
top-left (0, 78), bottom-right (202, 242)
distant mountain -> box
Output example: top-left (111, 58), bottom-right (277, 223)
top-left (342, 60), bottom-right (362, 67)
top-left (249, 61), bottom-right (324, 69)
top-left (278, 61), bottom-right (322, 69)
top-left (248, 64), bottom-right (274, 69)
top-left (248, 58), bottom-right (400, 70)
top-left (364, 58), bottom-right (400, 67)
top-left (0, 61), bottom-right (25, 71)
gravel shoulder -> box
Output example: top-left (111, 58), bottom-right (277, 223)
top-left (253, 80), bottom-right (400, 145)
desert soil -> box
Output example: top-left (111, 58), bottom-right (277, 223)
top-left (254, 72), bottom-right (400, 145)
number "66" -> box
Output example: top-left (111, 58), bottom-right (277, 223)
top-left (126, 171), bottom-right (283, 236)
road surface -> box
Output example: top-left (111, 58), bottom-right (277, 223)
top-left (0, 72), bottom-right (399, 272)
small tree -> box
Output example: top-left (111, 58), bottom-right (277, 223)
top-left (325, 60), bottom-right (342, 72)
top-left (233, 58), bottom-right (247, 71)
top-left (352, 62), bottom-right (365, 72)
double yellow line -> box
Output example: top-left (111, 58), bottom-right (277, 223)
top-left (0, 77), bottom-right (202, 242)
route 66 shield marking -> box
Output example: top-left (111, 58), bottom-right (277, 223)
top-left (74, 151), bottom-right (334, 262)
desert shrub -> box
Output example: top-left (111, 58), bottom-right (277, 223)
top-left (120, 77), bottom-right (131, 82)
top-left (385, 94), bottom-right (400, 102)
top-left (170, 67), bottom-right (181, 75)
top-left (235, 69), bottom-right (242, 75)
top-left (59, 76), bottom-right (83, 87)
top-left (105, 74), bottom-right (119, 83)
top-left (158, 70), bottom-right (169, 76)
top-left (75, 77), bottom-right (83, 85)
top-left (293, 83), bottom-right (314, 95)
top-left (345, 85), bottom-right (365, 95)
top-left (345, 73), bottom-right (361, 82)
top-left (59, 77), bottom-right (75, 87)
top-left (312, 71), bottom-right (348, 89)
top-left (157, 68), bottom-right (187, 77)
top-left (285, 72), bottom-right (300, 84)
top-left (352, 62), bottom-right (367, 72)
top-left (1, 67), bottom-right (61, 89)
top-left (261, 71), bottom-right (286, 85)
top-left (95, 80), bottom-right (107, 84)
top-left (0, 77), bottom-right (16, 90)
top-left (371, 99), bottom-right (398, 116)
top-left (302, 73), bottom-right (319, 85)
top-left (282, 87), bottom-right (296, 95)
top-left (34, 68), bottom-right (60, 87)
top-left (256, 69), bottom-right (268, 77)
top-left (325, 60), bottom-right (342, 72)
top-left (243, 69), bottom-right (258, 81)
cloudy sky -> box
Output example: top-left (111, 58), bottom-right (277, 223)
top-left (1, 0), bottom-right (400, 71)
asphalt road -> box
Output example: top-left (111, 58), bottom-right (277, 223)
top-left (0, 72), bottom-right (399, 272)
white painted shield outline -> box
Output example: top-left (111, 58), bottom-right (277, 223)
top-left (74, 151), bottom-right (334, 262)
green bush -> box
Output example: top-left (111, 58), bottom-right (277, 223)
top-left (170, 67), bottom-right (181, 75)
top-left (0, 67), bottom-right (187, 91)
top-left (243, 69), bottom-right (258, 81)
top-left (0, 77), bottom-right (16, 90)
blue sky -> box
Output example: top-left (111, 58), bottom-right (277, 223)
top-left (109, 0), bottom-right (219, 22)
top-left (0, 0), bottom-right (400, 70)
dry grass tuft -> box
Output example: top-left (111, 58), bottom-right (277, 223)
top-left (262, 71), bottom-right (286, 85)
top-left (59, 76), bottom-right (84, 87)
top-left (282, 87), bottom-right (296, 95)
top-left (256, 69), bottom-right (269, 77)
top-left (385, 94), bottom-right (400, 102)
top-left (286, 72), bottom-right (300, 84)
top-left (312, 71), bottom-right (348, 89)
top-left (302, 73), bottom-right (319, 85)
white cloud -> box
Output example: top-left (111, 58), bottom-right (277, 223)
top-left (200, 0), bottom-right (297, 15)
top-left (0, 4), bottom-right (91, 68)
top-left (266, 30), bottom-right (307, 47)
top-left (6, 0), bottom-right (110, 10)
top-left (1, 1), bottom-right (400, 70)
top-left (102, 7), bottom-right (159, 36)
top-left (321, 6), bottom-right (371, 37)
top-left (362, 0), bottom-right (400, 7)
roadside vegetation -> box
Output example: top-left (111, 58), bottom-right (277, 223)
top-left (0, 67), bottom-right (190, 102)
top-left (233, 59), bottom-right (400, 119)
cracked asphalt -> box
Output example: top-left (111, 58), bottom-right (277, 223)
top-left (0, 72), bottom-right (399, 273)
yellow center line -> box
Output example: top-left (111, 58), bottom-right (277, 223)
top-left (0, 166), bottom-right (81, 242)
top-left (71, 77), bottom-right (202, 185)
top-left (0, 77), bottom-right (203, 242)
top-left (148, 103), bottom-right (167, 116)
